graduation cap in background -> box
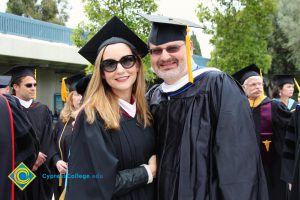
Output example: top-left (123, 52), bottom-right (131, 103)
top-left (61, 73), bottom-right (85, 102)
top-left (232, 64), bottom-right (261, 85)
top-left (272, 75), bottom-right (294, 86)
top-left (0, 75), bottom-right (11, 88)
top-left (5, 65), bottom-right (36, 85)
top-left (79, 16), bottom-right (148, 65)
top-left (138, 13), bottom-right (202, 83)
top-left (76, 74), bottom-right (92, 96)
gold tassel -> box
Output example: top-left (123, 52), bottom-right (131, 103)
top-left (34, 68), bottom-right (37, 100)
top-left (185, 26), bottom-right (193, 83)
top-left (59, 175), bottom-right (62, 186)
top-left (294, 78), bottom-right (300, 92)
top-left (260, 69), bottom-right (265, 97)
top-left (61, 77), bottom-right (68, 102)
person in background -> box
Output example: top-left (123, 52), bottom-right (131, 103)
top-left (5, 65), bottom-right (54, 200)
top-left (0, 75), bottom-right (11, 94)
top-left (0, 93), bottom-right (38, 200)
top-left (51, 73), bottom-right (84, 200)
top-left (272, 75), bottom-right (297, 111)
top-left (65, 16), bottom-right (156, 200)
top-left (141, 13), bottom-right (268, 200)
top-left (233, 64), bottom-right (292, 200)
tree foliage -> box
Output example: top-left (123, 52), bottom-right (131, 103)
top-left (190, 31), bottom-right (202, 56)
top-left (6, 0), bottom-right (69, 25)
top-left (277, 0), bottom-right (300, 70)
top-left (196, 0), bottom-right (276, 74)
top-left (268, 16), bottom-right (295, 74)
top-left (72, 0), bottom-right (158, 81)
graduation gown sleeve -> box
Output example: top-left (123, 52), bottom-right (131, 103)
top-left (66, 112), bottom-right (149, 200)
top-left (210, 74), bottom-right (268, 199)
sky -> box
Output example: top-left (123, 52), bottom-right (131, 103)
top-left (0, 0), bottom-right (213, 58)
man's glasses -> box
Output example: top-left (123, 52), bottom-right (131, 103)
top-left (149, 43), bottom-right (185, 56)
top-left (25, 83), bottom-right (37, 88)
top-left (101, 55), bottom-right (137, 72)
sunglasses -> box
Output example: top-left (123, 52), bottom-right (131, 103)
top-left (149, 43), bottom-right (185, 56)
top-left (25, 83), bottom-right (37, 88)
top-left (101, 55), bottom-right (137, 72)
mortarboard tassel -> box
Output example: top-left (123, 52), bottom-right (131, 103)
top-left (61, 77), bottom-right (68, 102)
top-left (260, 69), bottom-right (265, 97)
top-left (294, 78), bottom-right (300, 92)
top-left (34, 68), bottom-right (37, 100)
top-left (185, 26), bottom-right (193, 83)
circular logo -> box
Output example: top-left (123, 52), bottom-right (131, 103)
top-left (13, 167), bottom-right (30, 185)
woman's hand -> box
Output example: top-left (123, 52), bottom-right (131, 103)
top-left (56, 160), bottom-right (68, 174)
top-left (148, 155), bottom-right (157, 178)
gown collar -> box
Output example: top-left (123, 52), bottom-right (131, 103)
top-left (119, 96), bottom-right (136, 118)
top-left (161, 67), bottom-right (219, 93)
top-left (15, 96), bottom-right (33, 108)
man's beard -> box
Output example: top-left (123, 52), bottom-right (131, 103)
top-left (153, 58), bottom-right (186, 84)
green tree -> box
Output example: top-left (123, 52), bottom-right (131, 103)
top-left (268, 16), bottom-right (295, 74)
top-left (72, 0), bottom-right (158, 81)
top-left (277, 0), bottom-right (300, 70)
top-left (196, 0), bottom-right (276, 74)
top-left (190, 31), bottom-right (202, 56)
top-left (6, 0), bottom-right (69, 25)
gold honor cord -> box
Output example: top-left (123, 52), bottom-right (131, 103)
top-left (58, 120), bottom-right (69, 186)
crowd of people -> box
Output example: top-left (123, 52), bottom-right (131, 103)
top-left (1, 13), bottom-right (300, 200)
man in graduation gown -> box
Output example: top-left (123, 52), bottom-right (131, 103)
top-left (141, 14), bottom-right (268, 200)
top-left (0, 93), bottom-right (38, 200)
top-left (281, 104), bottom-right (300, 200)
top-left (232, 64), bottom-right (292, 200)
top-left (6, 65), bottom-right (55, 200)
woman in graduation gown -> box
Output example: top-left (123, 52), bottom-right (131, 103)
top-left (65, 16), bottom-right (156, 200)
top-left (272, 75), bottom-right (297, 111)
top-left (52, 77), bottom-right (83, 200)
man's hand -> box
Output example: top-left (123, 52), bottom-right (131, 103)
top-left (32, 152), bottom-right (47, 171)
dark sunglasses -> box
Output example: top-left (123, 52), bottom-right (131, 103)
top-left (25, 83), bottom-right (37, 88)
top-left (149, 43), bottom-right (185, 55)
top-left (101, 55), bottom-right (137, 72)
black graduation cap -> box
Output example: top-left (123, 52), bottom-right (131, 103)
top-left (139, 13), bottom-right (202, 45)
top-left (5, 65), bottom-right (35, 85)
top-left (0, 75), bottom-right (11, 88)
top-left (232, 64), bottom-right (261, 85)
top-left (65, 73), bottom-right (85, 92)
top-left (273, 75), bottom-right (294, 86)
top-left (76, 74), bottom-right (92, 96)
top-left (79, 16), bottom-right (148, 65)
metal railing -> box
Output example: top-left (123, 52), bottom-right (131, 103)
top-left (0, 12), bottom-right (74, 45)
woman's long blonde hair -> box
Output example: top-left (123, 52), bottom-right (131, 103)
top-left (82, 44), bottom-right (152, 129)
top-left (60, 91), bottom-right (78, 123)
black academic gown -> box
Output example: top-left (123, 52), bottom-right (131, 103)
top-left (147, 69), bottom-right (268, 200)
top-left (281, 105), bottom-right (300, 199)
top-left (52, 118), bottom-right (74, 199)
top-left (251, 97), bottom-right (291, 200)
top-left (0, 94), bottom-right (38, 200)
top-left (66, 112), bottom-right (155, 200)
top-left (20, 100), bottom-right (54, 200)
